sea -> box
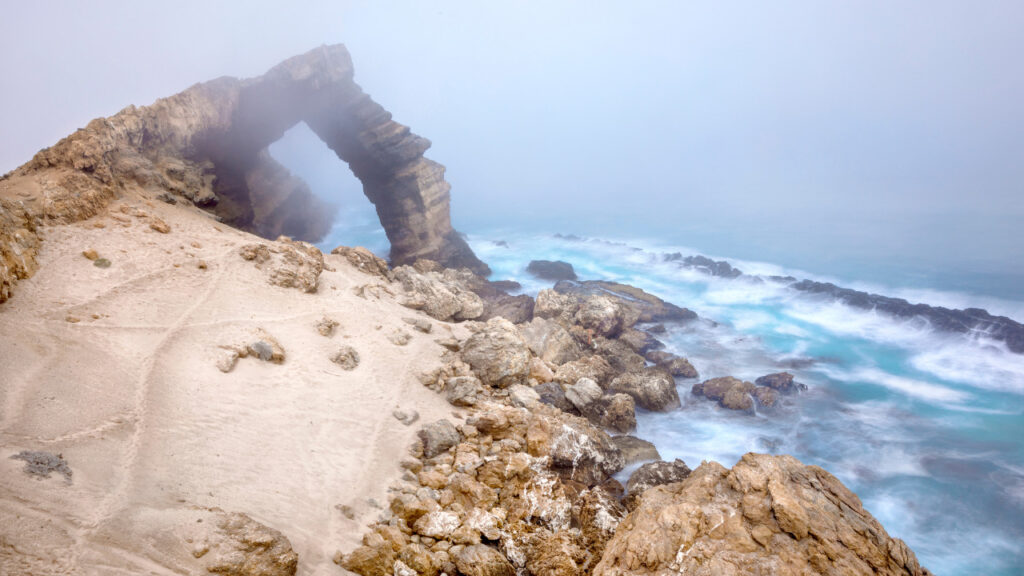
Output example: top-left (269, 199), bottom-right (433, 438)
top-left (272, 132), bottom-right (1024, 575)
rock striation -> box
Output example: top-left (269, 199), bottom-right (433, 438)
top-left (0, 43), bottom-right (487, 304)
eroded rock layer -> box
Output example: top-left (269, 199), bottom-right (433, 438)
top-left (0, 43), bottom-right (487, 303)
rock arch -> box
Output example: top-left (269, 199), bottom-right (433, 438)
top-left (5, 44), bottom-right (489, 280)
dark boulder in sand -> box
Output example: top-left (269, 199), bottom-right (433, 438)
top-left (527, 259), bottom-right (578, 281)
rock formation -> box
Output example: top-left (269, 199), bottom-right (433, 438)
top-left (0, 43), bottom-right (488, 304)
top-left (595, 453), bottom-right (931, 576)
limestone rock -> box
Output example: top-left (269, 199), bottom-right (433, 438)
top-left (331, 245), bottom-right (389, 278)
top-left (553, 280), bottom-right (698, 326)
top-left (526, 260), bottom-right (578, 282)
top-left (240, 236), bottom-right (324, 293)
top-left (594, 453), bottom-right (932, 576)
top-left (574, 487), bottom-right (627, 561)
top-left (645, 350), bottom-right (699, 379)
top-left (418, 420), bottom-right (461, 458)
top-left (608, 369), bottom-right (680, 412)
top-left (461, 318), bottom-right (530, 389)
top-left (519, 317), bottom-right (582, 366)
top-left (574, 295), bottom-right (626, 338)
top-left (564, 377), bottom-right (603, 411)
top-left (453, 544), bottom-right (515, 576)
top-left (755, 371), bottom-right (807, 393)
top-left (595, 338), bottom-right (647, 373)
top-left (592, 394), bottom-right (637, 434)
top-left (528, 411), bottom-right (624, 486)
top-left (446, 376), bottom-right (484, 407)
top-left (200, 511), bottom-right (298, 576)
top-left (554, 355), bottom-right (615, 388)
top-left (393, 265), bottom-right (484, 321)
top-left (622, 458), bottom-right (691, 510)
top-left (315, 316), bottom-right (339, 337)
top-left (693, 376), bottom-right (782, 412)
top-left (508, 384), bottom-right (541, 408)
top-left (534, 381), bottom-right (573, 413)
top-left (529, 357), bottom-right (556, 383)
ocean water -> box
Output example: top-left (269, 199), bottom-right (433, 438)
top-left (315, 213), bottom-right (1024, 575)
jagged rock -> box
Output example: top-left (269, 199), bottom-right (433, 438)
top-left (575, 295), bottom-right (626, 338)
top-left (315, 316), bottom-right (339, 337)
top-left (564, 377), bottom-right (603, 411)
top-left (608, 369), bottom-right (680, 412)
top-left (453, 544), bottom-right (514, 576)
top-left (519, 317), bottom-right (582, 366)
top-left (526, 260), bottom-right (578, 282)
top-left (534, 381), bottom-right (573, 413)
top-left (595, 453), bottom-right (932, 576)
top-left (574, 487), bottom-right (627, 561)
top-left (529, 357), bottom-right (556, 383)
top-left (693, 376), bottom-right (782, 412)
top-left (461, 318), bottom-right (530, 389)
top-left (553, 280), bottom-right (698, 325)
top-left (610, 436), bottom-right (661, 466)
top-left (534, 289), bottom-right (579, 324)
top-left (331, 245), bottom-right (389, 278)
top-left (200, 511), bottom-right (298, 576)
top-left (414, 510), bottom-right (461, 539)
top-left (595, 338), bottom-right (647, 373)
top-left (755, 371), bottom-right (806, 393)
top-left (240, 236), bottom-right (324, 293)
top-left (617, 328), bottom-right (663, 355)
top-left (527, 411), bottom-right (624, 486)
top-left (522, 529), bottom-right (586, 576)
top-left (393, 265), bottom-right (484, 321)
top-left (667, 253), bottom-right (743, 278)
top-left (418, 420), bottom-right (461, 458)
top-left (595, 394), bottom-right (637, 433)
top-left (554, 355), bottom-right (616, 388)
top-left (645, 350), bottom-right (699, 378)
top-left (446, 376), bottom-right (484, 407)
top-left (339, 535), bottom-right (397, 576)
top-left (330, 345), bottom-right (360, 370)
top-left (622, 458), bottom-right (692, 510)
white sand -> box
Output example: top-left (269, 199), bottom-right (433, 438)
top-left (0, 196), bottom-right (465, 575)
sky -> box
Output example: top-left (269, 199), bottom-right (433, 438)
top-left (2, 1), bottom-right (1023, 290)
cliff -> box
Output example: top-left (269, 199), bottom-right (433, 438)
top-left (0, 43), bottom-right (488, 304)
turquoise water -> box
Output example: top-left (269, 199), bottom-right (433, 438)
top-left (316, 216), bottom-right (1024, 575)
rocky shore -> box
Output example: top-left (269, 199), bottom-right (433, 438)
top-left (0, 45), bottom-right (932, 575)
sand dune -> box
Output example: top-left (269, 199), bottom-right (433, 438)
top-left (0, 195), bottom-right (463, 575)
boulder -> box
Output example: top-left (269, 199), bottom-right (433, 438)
top-left (564, 377), bottom-right (603, 411)
top-left (240, 237), bottom-right (324, 293)
top-left (694, 376), bottom-right (780, 412)
top-left (196, 512), bottom-right (298, 576)
top-left (608, 368), bottom-right (680, 411)
top-left (588, 393), bottom-right (637, 433)
top-left (461, 317), bottom-right (531, 388)
top-left (527, 412), bottom-right (625, 487)
top-left (554, 355), bottom-right (616, 388)
top-left (645, 350), bottom-right (699, 378)
top-left (594, 453), bottom-right (932, 576)
top-left (418, 420), bottom-right (461, 458)
top-left (534, 289), bottom-right (578, 323)
top-left (595, 338), bottom-right (646, 373)
top-left (453, 544), bottom-right (515, 576)
top-left (553, 280), bottom-right (698, 325)
top-left (526, 260), bottom-right (578, 281)
top-left (508, 384), bottom-right (541, 408)
top-left (574, 295), bottom-right (625, 338)
top-left (534, 381), bottom-right (573, 413)
top-left (331, 245), bottom-right (389, 278)
top-left (519, 317), bottom-right (583, 366)
top-left (446, 376), bottom-right (483, 407)
top-left (623, 458), bottom-right (692, 510)
top-left (610, 436), bottom-right (661, 466)
top-left (617, 328), bottom-right (663, 355)
top-left (393, 265), bottom-right (484, 321)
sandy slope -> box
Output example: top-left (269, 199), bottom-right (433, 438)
top-left (0, 196), bottom-right (464, 575)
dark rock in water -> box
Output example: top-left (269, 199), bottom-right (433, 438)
top-left (534, 381), bottom-right (573, 413)
top-left (418, 420), bottom-right (460, 458)
top-left (492, 240), bottom-right (509, 248)
top-left (554, 233), bottom-right (582, 241)
top-left (666, 253), bottom-right (743, 278)
top-left (527, 259), bottom-right (578, 281)
top-left (645, 323), bottom-right (667, 334)
top-left (645, 350), bottom-right (699, 379)
top-left (693, 376), bottom-right (786, 412)
top-left (755, 371), bottom-right (806, 393)
top-left (623, 458), bottom-right (691, 510)
top-left (611, 435), bottom-right (661, 465)
top-left (785, 278), bottom-right (1024, 354)
top-left (10, 450), bottom-right (72, 483)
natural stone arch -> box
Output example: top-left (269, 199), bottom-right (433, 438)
top-left (6, 44), bottom-right (489, 278)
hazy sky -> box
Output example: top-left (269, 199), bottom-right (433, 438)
top-left (3, 1), bottom-right (1023, 284)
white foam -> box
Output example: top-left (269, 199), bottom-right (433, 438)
top-left (822, 366), bottom-right (971, 405)
top-left (909, 340), bottom-right (1024, 395)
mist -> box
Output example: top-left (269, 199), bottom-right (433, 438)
top-left (4, 1), bottom-right (1023, 294)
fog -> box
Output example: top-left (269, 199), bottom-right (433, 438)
top-left (3, 1), bottom-right (1023, 291)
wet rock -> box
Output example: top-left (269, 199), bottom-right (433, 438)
top-left (668, 253), bottom-right (743, 278)
top-left (623, 458), bottom-right (692, 510)
top-left (723, 385), bottom-right (755, 411)
top-left (10, 450), bottom-right (72, 483)
top-left (534, 381), bottom-right (573, 412)
top-left (693, 376), bottom-right (781, 412)
top-left (752, 386), bottom-right (779, 408)
top-left (755, 371), bottom-right (806, 393)
top-left (461, 318), bottom-right (530, 389)
top-left (564, 377), bottom-right (603, 412)
top-left (526, 260), bottom-right (578, 282)
top-left (608, 368), bottom-right (680, 411)
top-left (519, 317), bottom-right (582, 366)
top-left (331, 245), bottom-right (389, 278)
top-left (446, 376), bottom-right (483, 407)
top-left (645, 350), bottom-right (699, 378)
top-left (595, 453), bottom-right (932, 576)
top-left (453, 544), bottom-right (515, 576)
top-left (418, 420), bottom-right (461, 458)
top-left (610, 436), bottom-right (661, 466)
top-left (330, 345), bottom-right (360, 370)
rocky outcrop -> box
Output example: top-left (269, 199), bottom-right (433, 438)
top-left (665, 253), bottom-right (743, 278)
top-left (198, 511), bottom-right (299, 576)
top-left (0, 44), bottom-right (488, 305)
top-left (527, 260), bottom-right (578, 281)
top-left (595, 453), bottom-right (931, 576)
top-left (692, 376), bottom-right (782, 412)
top-left (240, 236), bottom-right (324, 293)
top-left (551, 280), bottom-right (698, 326)
top-left (461, 318), bottom-right (531, 389)
top-left (622, 458), bottom-right (691, 510)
